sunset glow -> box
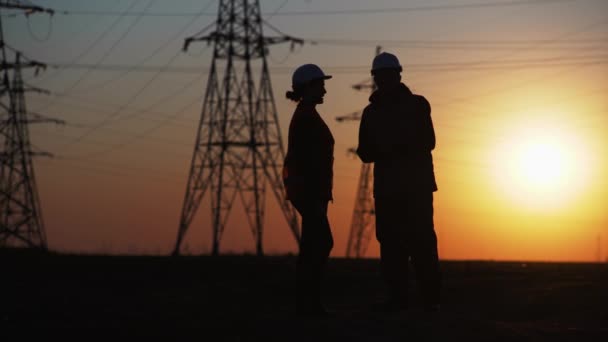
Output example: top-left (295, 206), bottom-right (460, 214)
top-left (492, 120), bottom-right (592, 210)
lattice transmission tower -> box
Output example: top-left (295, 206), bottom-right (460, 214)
top-left (0, 2), bottom-right (59, 249)
top-left (173, 0), bottom-right (302, 256)
top-left (337, 46), bottom-right (381, 258)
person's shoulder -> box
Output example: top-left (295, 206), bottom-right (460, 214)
top-left (292, 106), bottom-right (322, 131)
top-left (289, 108), bottom-right (308, 129)
top-left (360, 103), bottom-right (376, 121)
top-left (292, 106), bottom-right (312, 121)
top-left (411, 94), bottom-right (431, 113)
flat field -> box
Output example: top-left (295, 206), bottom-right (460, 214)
top-left (3, 250), bottom-right (607, 341)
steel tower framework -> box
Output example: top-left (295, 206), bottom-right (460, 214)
top-left (340, 47), bottom-right (382, 258)
top-left (173, 0), bottom-right (301, 256)
top-left (0, 3), bottom-right (57, 249)
top-left (345, 162), bottom-right (375, 258)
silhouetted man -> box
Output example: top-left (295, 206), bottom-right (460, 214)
top-left (357, 52), bottom-right (441, 312)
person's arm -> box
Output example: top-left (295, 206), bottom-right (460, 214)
top-left (290, 114), bottom-right (314, 172)
top-left (356, 107), bottom-right (377, 163)
top-left (398, 96), bottom-right (435, 155)
top-left (294, 114), bottom-right (333, 199)
top-left (418, 96), bottom-right (436, 151)
top-left (315, 120), bottom-right (334, 200)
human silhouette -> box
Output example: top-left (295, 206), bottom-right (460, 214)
top-left (357, 52), bottom-right (441, 312)
top-left (283, 64), bottom-right (334, 317)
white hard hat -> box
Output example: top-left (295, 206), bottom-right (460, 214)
top-left (371, 52), bottom-right (402, 73)
top-left (292, 64), bottom-right (332, 87)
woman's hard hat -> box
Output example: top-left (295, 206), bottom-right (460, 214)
top-left (371, 52), bottom-right (402, 73)
top-left (292, 64), bottom-right (332, 87)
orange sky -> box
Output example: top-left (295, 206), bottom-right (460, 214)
top-left (4, 0), bottom-right (608, 261)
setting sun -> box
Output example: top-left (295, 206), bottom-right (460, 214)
top-left (492, 120), bottom-right (593, 210)
top-left (511, 139), bottom-right (575, 189)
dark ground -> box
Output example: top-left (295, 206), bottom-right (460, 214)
top-left (3, 249), bottom-right (607, 341)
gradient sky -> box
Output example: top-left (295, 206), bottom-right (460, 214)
top-left (4, 0), bottom-right (607, 261)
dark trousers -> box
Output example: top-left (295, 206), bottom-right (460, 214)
top-left (291, 199), bottom-right (333, 308)
top-left (375, 192), bottom-right (441, 306)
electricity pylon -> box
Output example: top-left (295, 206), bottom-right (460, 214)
top-left (173, 0), bottom-right (301, 256)
top-left (1, 3), bottom-right (59, 249)
top-left (338, 46), bottom-right (381, 258)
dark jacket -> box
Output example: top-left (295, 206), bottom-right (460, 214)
top-left (283, 102), bottom-right (334, 201)
top-left (357, 83), bottom-right (437, 197)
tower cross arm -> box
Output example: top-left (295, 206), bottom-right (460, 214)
top-left (183, 33), bottom-right (304, 52)
top-left (28, 151), bottom-right (53, 158)
top-left (183, 33), bottom-right (216, 52)
top-left (263, 35), bottom-right (304, 50)
top-left (2, 61), bottom-right (47, 76)
top-left (23, 84), bottom-right (50, 95)
top-left (0, 2), bottom-right (54, 15)
top-left (261, 19), bottom-right (304, 49)
top-left (24, 111), bottom-right (65, 125)
top-left (335, 111), bottom-right (362, 122)
top-left (352, 83), bottom-right (374, 91)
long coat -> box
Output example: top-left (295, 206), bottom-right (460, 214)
top-left (357, 83), bottom-right (437, 197)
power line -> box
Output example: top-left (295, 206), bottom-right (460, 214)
top-left (32, 110), bottom-right (197, 150)
top-left (25, 9), bottom-right (54, 42)
top-left (266, 0), bottom-right (289, 20)
top-left (38, 127), bottom-right (192, 151)
top-left (48, 3), bottom-right (215, 152)
top-left (36, 105), bottom-right (608, 190)
top-left (51, 93), bottom-right (197, 124)
top-left (40, 158), bottom-right (184, 185)
top-left (32, 60), bottom-right (206, 162)
top-left (60, 89), bottom-right (202, 160)
top-left (33, 0), bottom-right (149, 111)
top-left (311, 37), bottom-right (608, 46)
top-left (414, 17), bottom-right (608, 116)
top-left (264, 0), bottom-right (581, 16)
top-left (36, 57), bottom-right (608, 160)
top-left (44, 54), bottom-right (608, 74)
top-left (433, 58), bottom-right (607, 122)
top-left (39, 0), bottom-right (581, 17)
top-left (18, 5), bottom-right (116, 84)
top-left (33, 3), bottom-right (605, 169)
top-left (56, 47), bottom-right (191, 150)
top-left (31, 54), bottom-right (607, 158)
top-left (72, 0), bottom-right (214, 95)
top-left (60, 0), bottom-right (158, 90)
top-left (306, 37), bottom-right (607, 51)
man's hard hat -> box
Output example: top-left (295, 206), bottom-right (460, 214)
top-left (292, 64), bottom-right (332, 87)
top-left (371, 52), bottom-right (402, 73)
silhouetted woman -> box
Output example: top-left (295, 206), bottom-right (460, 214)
top-left (283, 64), bottom-right (334, 316)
